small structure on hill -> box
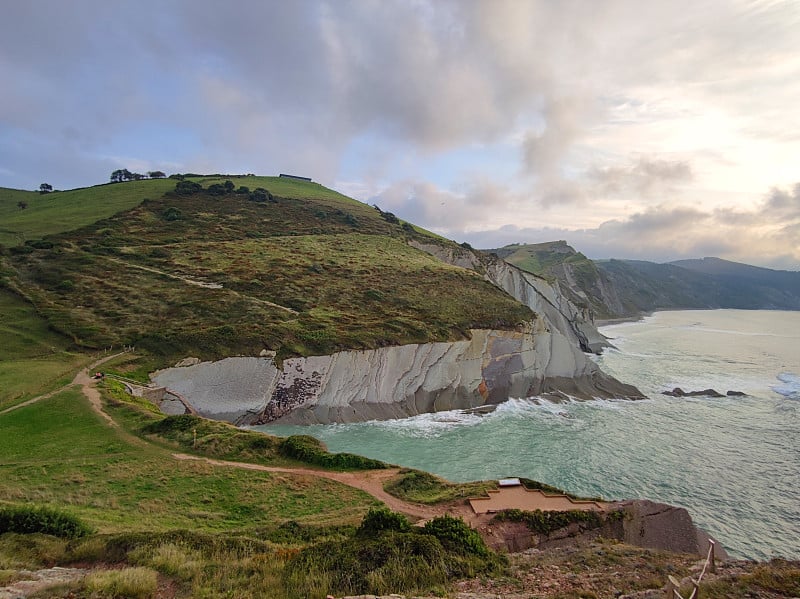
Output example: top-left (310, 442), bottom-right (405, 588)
top-left (279, 173), bottom-right (312, 182)
top-left (469, 483), bottom-right (607, 514)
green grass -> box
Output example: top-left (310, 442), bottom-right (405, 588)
top-left (0, 180), bottom-right (176, 247)
top-left (0, 390), bottom-right (379, 534)
top-left (0, 289), bottom-right (88, 410)
top-left (384, 469), bottom-right (496, 504)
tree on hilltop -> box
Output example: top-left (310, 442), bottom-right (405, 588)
top-left (38, 183), bottom-right (53, 194)
top-left (147, 170), bottom-right (166, 179)
top-left (110, 169), bottom-right (144, 182)
top-left (110, 169), bottom-right (131, 183)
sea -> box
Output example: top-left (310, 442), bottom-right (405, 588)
top-left (255, 310), bottom-right (800, 560)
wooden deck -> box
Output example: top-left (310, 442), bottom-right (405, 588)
top-left (469, 485), bottom-right (607, 514)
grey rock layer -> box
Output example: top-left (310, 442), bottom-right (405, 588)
top-left (153, 322), bottom-right (642, 425)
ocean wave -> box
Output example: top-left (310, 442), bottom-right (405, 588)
top-left (772, 373), bottom-right (800, 399)
top-left (368, 408), bottom-right (486, 438)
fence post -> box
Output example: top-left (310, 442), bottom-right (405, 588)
top-left (709, 540), bottom-right (716, 574)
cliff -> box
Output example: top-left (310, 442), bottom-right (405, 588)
top-left (153, 322), bottom-right (642, 425)
top-left (150, 237), bottom-right (643, 425)
top-left (409, 241), bottom-right (609, 353)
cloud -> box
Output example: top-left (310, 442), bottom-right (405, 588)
top-left (446, 182), bottom-right (800, 269)
top-left (1, 0), bottom-right (799, 270)
top-left (590, 157), bottom-right (693, 198)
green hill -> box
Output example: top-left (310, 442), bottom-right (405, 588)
top-left (488, 241), bottom-right (800, 320)
top-left (1, 176), bottom-right (531, 363)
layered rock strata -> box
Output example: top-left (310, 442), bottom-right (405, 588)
top-left (152, 322), bottom-right (642, 425)
top-left (408, 241), bottom-right (609, 353)
top-left (152, 243), bottom-right (642, 424)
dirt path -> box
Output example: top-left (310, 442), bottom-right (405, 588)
top-left (2, 353), bottom-right (462, 521)
top-left (0, 352), bottom-right (126, 416)
top-left (171, 453), bottom-right (448, 520)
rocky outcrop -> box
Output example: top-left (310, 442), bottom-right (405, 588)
top-left (612, 500), bottom-right (728, 559)
top-left (152, 322), bottom-right (642, 425)
top-left (483, 258), bottom-right (610, 354)
top-left (662, 388), bottom-right (747, 398)
top-left (409, 241), bottom-right (609, 354)
top-left (486, 500), bottom-right (727, 559)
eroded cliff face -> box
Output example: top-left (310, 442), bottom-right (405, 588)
top-left (152, 322), bottom-right (641, 425)
top-left (408, 241), bottom-right (609, 353)
top-left (151, 242), bottom-right (642, 425)
top-left (483, 259), bottom-right (610, 354)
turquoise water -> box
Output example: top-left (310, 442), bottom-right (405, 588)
top-left (255, 310), bottom-right (800, 560)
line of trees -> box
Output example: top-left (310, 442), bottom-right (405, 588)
top-left (110, 169), bottom-right (166, 183)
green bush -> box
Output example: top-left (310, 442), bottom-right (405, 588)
top-left (0, 505), bottom-right (93, 539)
top-left (491, 508), bottom-right (603, 535)
top-left (356, 508), bottom-right (411, 538)
top-left (283, 533), bottom-right (449, 597)
top-left (174, 180), bottom-right (202, 195)
top-left (422, 515), bottom-right (489, 557)
top-left (278, 435), bottom-right (387, 470)
top-left (161, 207), bottom-right (182, 221)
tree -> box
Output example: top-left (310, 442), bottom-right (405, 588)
top-left (110, 169), bottom-right (128, 183)
top-left (174, 180), bottom-right (202, 195)
top-left (38, 183), bottom-right (53, 194)
top-left (147, 170), bottom-right (166, 179)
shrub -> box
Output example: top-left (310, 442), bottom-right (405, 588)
top-left (0, 505), bottom-right (93, 539)
top-left (161, 207), bottom-right (182, 221)
top-left (356, 508), bottom-right (411, 538)
top-left (491, 508), bottom-right (603, 535)
top-left (248, 188), bottom-right (273, 203)
top-left (207, 183), bottom-right (227, 196)
top-left (235, 185), bottom-right (250, 195)
top-left (422, 515), bottom-right (489, 557)
top-left (174, 180), bottom-right (202, 195)
top-left (278, 435), bottom-right (388, 470)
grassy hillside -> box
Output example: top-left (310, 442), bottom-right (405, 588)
top-left (1, 176), bottom-right (532, 362)
top-left (0, 289), bottom-right (89, 411)
top-left (489, 241), bottom-right (800, 319)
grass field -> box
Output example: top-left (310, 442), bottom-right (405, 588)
top-left (0, 388), bottom-right (378, 534)
top-left (0, 180), bottom-right (177, 247)
top-left (0, 289), bottom-right (88, 410)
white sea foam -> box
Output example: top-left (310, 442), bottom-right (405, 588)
top-left (773, 373), bottom-right (800, 399)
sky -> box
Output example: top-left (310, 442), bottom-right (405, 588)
top-left (1, 1), bottom-right (799, 269)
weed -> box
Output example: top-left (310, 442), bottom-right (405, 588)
top-left (83, 566), bottom-right (158, 598)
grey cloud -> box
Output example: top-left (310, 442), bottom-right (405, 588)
top-left (590, 157), bottom-right (693, 199)
top-left (371, 178), bottom-right (520, 230)
top-left (452, 183), bottom-right (800, 269)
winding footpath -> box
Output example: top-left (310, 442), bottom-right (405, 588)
top-left (1, 352), bottom-right (449, 520)
top-left (0, 352), bottom-right (127, 417)
top-left (171, 453), bottom-right (444, 520)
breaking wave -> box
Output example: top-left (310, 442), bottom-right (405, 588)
top-left (773, 373), bottom-right (800, 399)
